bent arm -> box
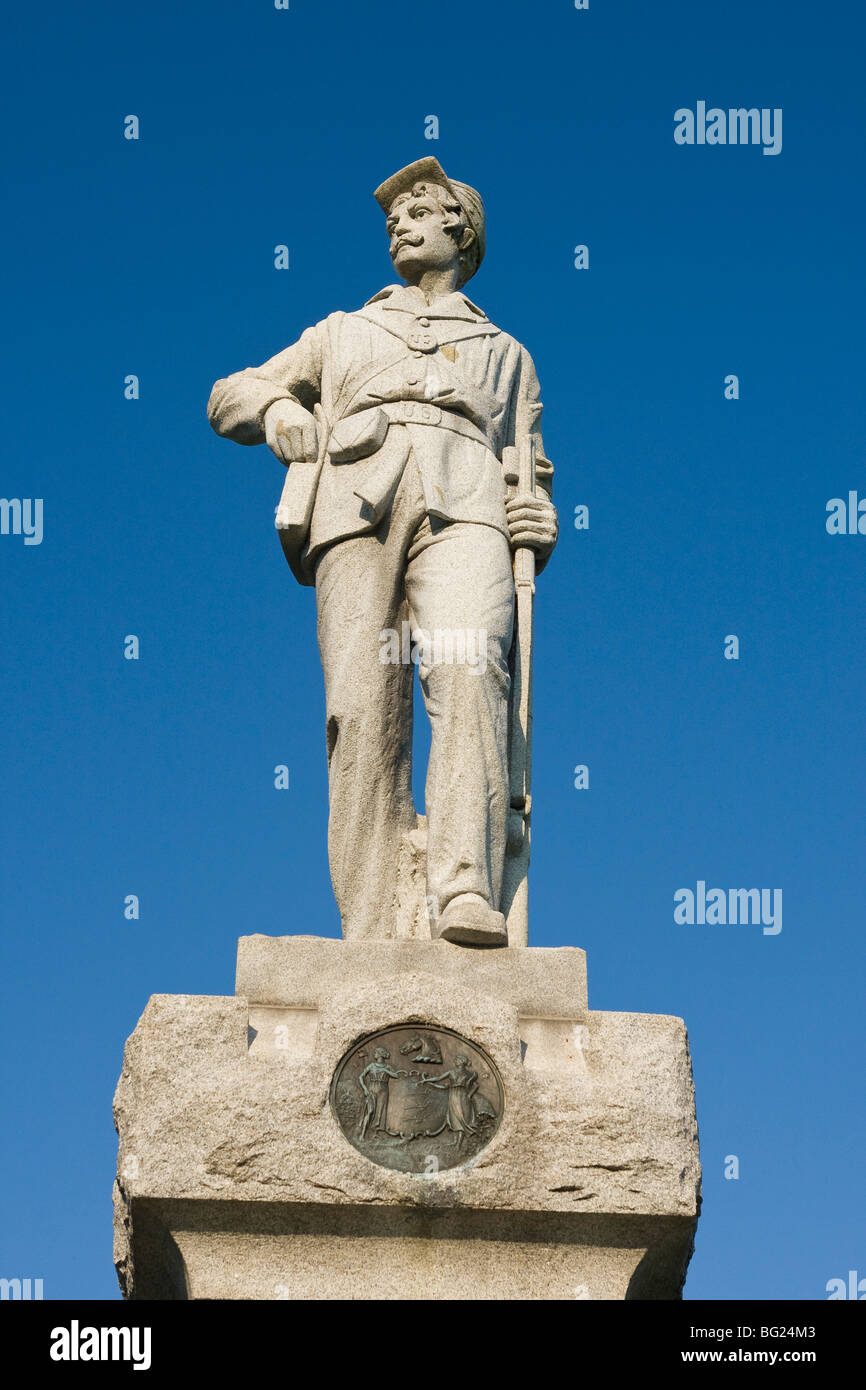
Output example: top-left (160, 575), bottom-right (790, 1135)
top-left (514, 345), bottom-right (554, 501)
top-left (207, 323), bottom-right (325, 446)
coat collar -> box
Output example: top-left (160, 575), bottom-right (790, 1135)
top-left (363, 283), bottom-right (488, 322)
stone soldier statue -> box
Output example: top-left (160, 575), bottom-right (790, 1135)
top-left (207, 157), bottom-right (558, 946)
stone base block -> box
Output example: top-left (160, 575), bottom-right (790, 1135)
top-left (113, 937), bottom-right (700, 1300)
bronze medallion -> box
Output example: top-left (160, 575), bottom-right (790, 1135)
top-left (330, 1024), bottom-right (504, 1173)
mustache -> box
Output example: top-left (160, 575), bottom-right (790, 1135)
top-left (394, 232), bottom-right (424, 250)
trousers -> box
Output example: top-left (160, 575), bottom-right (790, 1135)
top-left (314, 445), bottom-right (514, 939)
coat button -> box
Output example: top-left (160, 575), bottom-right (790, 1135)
top-left (412, 350), bottom-right (423, 358)
top-left (418, 317), bottom-right (431, 327)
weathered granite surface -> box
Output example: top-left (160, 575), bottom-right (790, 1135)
top-left (114, 939), bottom-right (700, 1300)
top-left (236, 933), bottom-right (588, 1016)
top-left (208, 157), bottom-right (560, 947)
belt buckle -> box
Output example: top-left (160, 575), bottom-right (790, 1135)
top-left (414, 403), bottom-right (440, 425)
top-left (407, 330), bottom-right (437, 353)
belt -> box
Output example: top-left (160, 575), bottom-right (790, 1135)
top-left (379, 400), bottom-right (492, 449)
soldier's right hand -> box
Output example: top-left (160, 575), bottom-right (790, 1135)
top-left (264, 399), bottom-right (319, 466)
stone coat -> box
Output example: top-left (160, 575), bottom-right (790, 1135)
top-left (207, 283), bottom-right (553, 584)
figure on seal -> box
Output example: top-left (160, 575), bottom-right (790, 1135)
top-left (357, 1047), bottom-right (406, 1139)
top-left (419, 1054), bottom-right (495, 1146)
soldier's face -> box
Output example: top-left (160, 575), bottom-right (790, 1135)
top-left (386, 191), bottom-right (460, 282)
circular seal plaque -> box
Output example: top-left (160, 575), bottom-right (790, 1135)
top-left (330, 1024), bottom-right (504, 1173)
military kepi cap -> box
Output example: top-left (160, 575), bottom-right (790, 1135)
top-left (374, 157), bottom-right (486, 282)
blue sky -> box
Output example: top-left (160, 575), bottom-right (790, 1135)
top-left (1, 0), bottom-right (864, 1299)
